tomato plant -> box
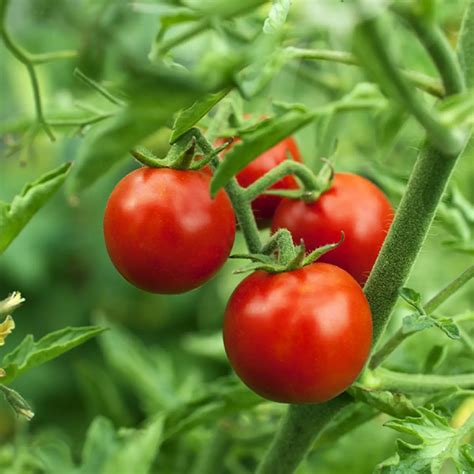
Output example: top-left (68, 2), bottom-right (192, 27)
top-left (223, 263), bottom-right (372, 403)
top-left (104, 167), bottom-right (236, 294)
top-left (271, 173), bottom-right (394, 285)
top-left (0, 1), bottom-right (473, 474)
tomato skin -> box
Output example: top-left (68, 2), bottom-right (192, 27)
top-left (223, 263), bottom-right (372, 404)
top-left (104, 167), bottom-right (236, 294)
top-left (218, 137), bottom-right (301, 223)
top-left (271, 173), bottom-right (394, 285)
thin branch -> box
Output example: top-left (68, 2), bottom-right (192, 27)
top-left (286, 47), bottom-right (444, 98)
top-left (0, 0), bottom-right (55, 140)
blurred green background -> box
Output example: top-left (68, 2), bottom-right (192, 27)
top-left (0, 1), bottom-right (472, 472)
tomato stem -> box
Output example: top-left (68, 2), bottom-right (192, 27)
top-left (194, 131), bottom-right (263, 254)
top-left (353, 13), bottom-right (466, 156)
top-left (369, 368), bottom-right (474, 393)
top-left (286, 46), bottom-right (445, 98)
top-left (242, 160), bottom-right (321, 203)
top-left (0, 0), bottom-right (55, 141)
top-left (391, 4), bottom-right (466, 96)
top-left (256, 395), bottom-right (351, 474)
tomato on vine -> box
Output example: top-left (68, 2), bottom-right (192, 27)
top-left (218, 136), bottom-right (302, 223)
top-left (223, 263), bottom-right (373, 404)
top-left (271, 173), bottom-right (394, 285)
top-left (104, 167), bottom-right (236, 294)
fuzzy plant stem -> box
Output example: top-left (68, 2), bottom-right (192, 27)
top-left (372, 368), bottom-right (474, 393)
top-left (195, 132), bottom-right (262, 253)
top-left (256, 2), bottom-right (473, 473)
top-left (242, 160), bottom-right (320, 202)
top-left (286, 47), bottom-right (444, 98)
top-left (256, 395), bottom-right (351, 474)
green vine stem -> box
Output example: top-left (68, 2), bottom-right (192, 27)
top-left (256, 2), bottom-right (473, 472)
top-left (425, 264), bottom-right (474, 313)
top-left (155, 0), bottom-right (268, 56)
top-left (367, 368), bottom-right (474, 394)
top-left (369, 264), bottom-right (474, 369)
top-left (353, 15), bottom-right (465, 156)
top-left (286, 47), bottom-right (445, 98)
top-left (74, 68), bottom-right (126, 107)
top-left (256, 396), bottom-right (351, 474)
top-left (391, 5), bottom-right (465, 96)
top-left (194, 132), bottom-right (263, 254)
top-left (242, 160), bottom-right (321, 202)
top-left (0, 0), bottom-right (59, 141)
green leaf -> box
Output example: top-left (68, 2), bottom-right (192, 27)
top-left (402, 313), bottom-right (461, 340)
top-left (399, 287), bottom-right (422, 309)
top-left (181, 331), bottom-right (226, 361)
top-left (377, 408), bottom-right (474, 473)
top-left (67, 68), bottom-right (206, 196)
top-left (170, 87), bottom-right (231, 143)
top-left (1, 326), bottom-right (106, 384)
top-left (99, 416), bottom-right (164, 474)
top-left (35, 441), bottom-right (76, 474)
top-left (210, 108), bottom-right (315, 195)
top-left (162, 376), bottom-right (263, 441)
top-left (37, 415), bottom-right (164, 474)
top-left (0, 163), bottom-right (71, 254)
top-left (263, 0), bottom-right (291, 34)
top-left (349, 385), bottom-right (418, 418)
top-left (97, 319), bottom-right (177, 412)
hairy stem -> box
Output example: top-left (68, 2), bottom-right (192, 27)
top-left (242, 160), bottom-right (320, 202)
top-left (256, 395), bottom-right (351, 474)
top-left (286, 47), bottom-right (444, 98)
top-left (195, 132), bottom-right (262, 253)
top-left (371, 368), bottom-right (474, 393)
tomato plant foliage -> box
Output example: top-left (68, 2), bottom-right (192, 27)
top-left (0, 0), bottom-right (473, 473)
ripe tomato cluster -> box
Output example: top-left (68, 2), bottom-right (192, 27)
top-left (103, 130), bottom-right (393, 404)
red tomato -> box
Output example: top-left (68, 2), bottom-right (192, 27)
top-left (104, 167), bottom-right (236, 294)
top-left (218, 137), bottom-right (302, 223)
top-left (271, 173), bottom-right (393, 285)
top-left (223, 263), bottom-right (372, 403)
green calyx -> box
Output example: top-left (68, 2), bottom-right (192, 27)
top-left (131, 128), bottom-right (231, 171)
top-left (232, 229), bottom-right (345, 274)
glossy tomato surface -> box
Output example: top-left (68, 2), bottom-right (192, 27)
top-left (223, 263), bottom-right (372, 403)
top-left (104, 167), bottom-right (236, 294)
top-left (271, 173), bottom-right (394, 285)
top-left (219, 137), bottom-right (301, 222)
